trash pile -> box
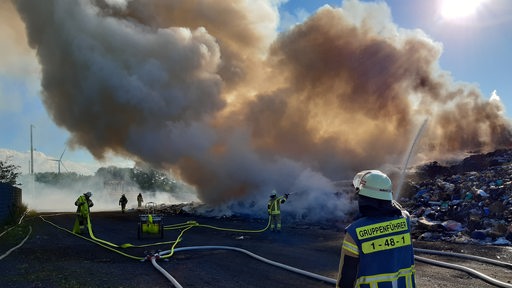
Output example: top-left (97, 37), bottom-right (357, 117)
top-left (400, 149), bottom-right (512, 246)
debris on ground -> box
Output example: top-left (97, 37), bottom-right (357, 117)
top-left (400, 149), bottom-right (512, 246)
top-left (138, 149), bottom-right (512, 246)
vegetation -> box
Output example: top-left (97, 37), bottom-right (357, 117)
top-left (130, 167), bottom-right (177, 192)
top-left (35, 172), bottom-right (92, 185)
top-left (31, 166), bottom-right (178, 193)
top-left (0, 158), bottom-right (26, 228)
top-left (0, 158), bottom-right (21, 186)
top-left (1, 203), bottom-right (28, 228)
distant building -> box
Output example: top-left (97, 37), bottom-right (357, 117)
top-left (0, 183), bottom-right (22, 223)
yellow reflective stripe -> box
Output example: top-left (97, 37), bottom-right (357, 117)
top-left (355, 266), bottom-right (415, 287)
top-left (405, 273), bottom-right (413, 288)
top-left (342, 239), bottom-right (359, 256)
top-left (361, 233), bottom-right (411, 254)
top-left (269, 200), bottom-right (277, 212)
top-left (355, 218), bottom-right (408, 240)
top-left (269, 196), bottom-right (285, 213)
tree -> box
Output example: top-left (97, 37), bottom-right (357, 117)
top-left (130, 167), bottom-right (176, 192)
top-left (0, 158), bottom-right (21, 186)
top-left (35, 171), bottom-right (84, 185)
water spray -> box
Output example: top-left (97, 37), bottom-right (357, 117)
top-left (394, 118), bottom-right (429, 201)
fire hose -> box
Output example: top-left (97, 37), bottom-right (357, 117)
top-left (413, 248), bottom-right (512, 288)
top-left (149, 255), bottom-right (184, 288)
top-left (170, 246), bottom-right (335, 283)
top-left (156, 246), bottom-right (512, 288)
top-left (414, 247), bottom-right (512, 269)
top-left (2, 220), bottom-right (512, 288)
top-left (16, 214), bottom-right (512, 288)
top-left (157, 245), bottom-right (336, 285)
top-left (0, 226), bottom-right (32, 260)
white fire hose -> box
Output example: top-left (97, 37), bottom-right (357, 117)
top-left (149, 255), bottom-right (184, 288)
top-left (0, 226), bottom-right (32, 260)
top-left (157, 245), bottom-right (337, 286)
top-left (414, 248), bottom-right (512, 288)
top-left (150, 246), bottom-right (512, 288)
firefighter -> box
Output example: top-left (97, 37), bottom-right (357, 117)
top-left (267, 190), bottom-right (289, 232)
top-left (337, 170), bottom-right (415, 288)
top-left (73, 191), bottom-right (94, 234)
top-left (119, 194), bottom-right (128, 213)
top-left (137, 193), bottom-right (144, 208)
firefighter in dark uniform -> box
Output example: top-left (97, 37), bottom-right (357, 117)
top-left (119, 194), bottom-right (128, 213)
top-left (137, 193), bottom-right (144, 208)
top-left (73, 191), bottom-right (94, 234)
top-left (337, 170), bottom-right (416, 288)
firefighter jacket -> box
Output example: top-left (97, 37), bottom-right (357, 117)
top-left (339, 213), bottom-right (415, 288)
top-left (267, 196), bottom-right (286, 215)
top-left (75, 195), bottom-right (93, 216)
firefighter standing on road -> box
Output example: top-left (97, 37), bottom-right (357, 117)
top-left (73, 191), bottom-right (94, 234)
top-left (119, 194), bottom-right (128, 213)
top-left (137, 193), bottom-right (144, 208)
top-left (267, 190), bottom-right (289, 232)
top-left (337, 170), bottom-right (415, 288)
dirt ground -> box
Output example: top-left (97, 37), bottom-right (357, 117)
top-left (1, 211), bottom-right (512, 288)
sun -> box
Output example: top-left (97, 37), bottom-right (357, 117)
top-left (440, 0), bottom-right (486, 20)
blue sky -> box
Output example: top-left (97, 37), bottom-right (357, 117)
top-left (1, 0), bottom-right (511, 174)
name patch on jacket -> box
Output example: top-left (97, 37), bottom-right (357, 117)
top-left (356, 218), bottom-right (408, 240)
top-left (356, 218), bottom-right (410, 254)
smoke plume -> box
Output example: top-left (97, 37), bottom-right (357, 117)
top-left (11, 0), bottom-right (512, 221)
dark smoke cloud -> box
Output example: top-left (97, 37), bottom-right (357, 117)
top-left (13, 0), bottom-right (512, 221)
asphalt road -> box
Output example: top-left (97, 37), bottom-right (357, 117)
top-left (1, 211), bottom-right (512, 288)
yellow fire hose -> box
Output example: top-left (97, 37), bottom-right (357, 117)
top-left (37, 210), bottom-right (339, 288)
top-left (5, 212), bottom-right (512, 288)
top-left (39, 211), bottom-right (273, 261)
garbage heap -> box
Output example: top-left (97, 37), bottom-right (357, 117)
top-left (400, 149), bottom-right (512, 246)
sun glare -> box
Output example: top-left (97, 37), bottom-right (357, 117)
top-left (440, 0), bottom-right (486, 20)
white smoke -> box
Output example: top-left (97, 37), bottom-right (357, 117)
top-left (20, 174), bottom-right (198, 213)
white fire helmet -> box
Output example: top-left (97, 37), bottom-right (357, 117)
top-left (353, 170), bottom-right (393, 201)
top-left (271, 190), bottom-right (277, 197)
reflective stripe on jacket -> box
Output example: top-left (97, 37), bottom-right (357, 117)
top-left (267, 196), bottom-right (286, 215)
top-left (345, 215), bottom-right (416, 288)
top-left (75, 195), bottom-right (92, 216)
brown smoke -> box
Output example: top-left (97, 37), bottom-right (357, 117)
top-left (0, 0), bottom-right (38, 78)
top-left (12, 0), bottom-right (512, 220)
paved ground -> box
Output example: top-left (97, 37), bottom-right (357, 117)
top-left (1, 211), bottom-right (512, 288)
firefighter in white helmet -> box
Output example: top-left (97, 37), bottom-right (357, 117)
top-left (336, 170), bottom-right (415, 288)
top-left (267, 189), bottom-right (289, 232)
top-left (73, 191), bottom-right (94, 234)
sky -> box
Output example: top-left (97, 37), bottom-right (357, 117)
top-left (1, 0), bottom-right (511, 213)
top-left (282, 0), bottom-right (511, 108)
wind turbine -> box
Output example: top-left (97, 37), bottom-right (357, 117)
top-left (50, 148), bottom-right (68, 174)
